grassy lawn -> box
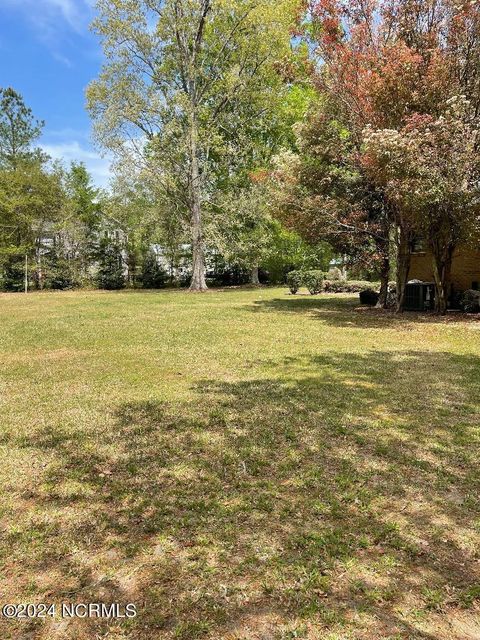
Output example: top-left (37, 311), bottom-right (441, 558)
top-left (0, 287), bottom-right (479, 640)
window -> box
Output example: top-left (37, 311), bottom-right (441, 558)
top-left (411, 235), bottom-right (425, 253)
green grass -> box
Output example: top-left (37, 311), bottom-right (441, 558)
top-left (0, 287), bottom-right (479, 640)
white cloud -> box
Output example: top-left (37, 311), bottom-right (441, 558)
top-left (0, 0), bottom-right (91, 32)
top-left (41, 140), bottom-right (113, 189)
top-left (0, 0), bottom-right (93, 62)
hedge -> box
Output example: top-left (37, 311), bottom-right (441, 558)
top-left (324, 280), bottom-right (380, 293)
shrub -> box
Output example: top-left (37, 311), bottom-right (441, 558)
top-left (460, 289), bottom-right (480, 313)
top-left (141, 250), bottom-right (167, 289)
top-left (286, 270), bottom-right (302, 294)
top-left (450, 290), bottom-right (464, 310)
top-left (303, 270), bottom-right (324, 295)
top-left (324, 280), bottom-right (380, 293)
top-left (326, 267), bottom-right (344, 281)
top-left (359, 289), bottom-right (379, 306)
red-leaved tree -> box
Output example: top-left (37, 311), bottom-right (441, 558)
top-left (290, 0), bottom-right (480, 310)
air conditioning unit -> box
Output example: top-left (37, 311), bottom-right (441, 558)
top-left (404, 282), bottom-right (435, 311)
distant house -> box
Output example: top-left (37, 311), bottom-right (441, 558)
top-left (409, 239), bottom-right (480, 294)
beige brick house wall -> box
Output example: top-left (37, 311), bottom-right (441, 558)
top-left (409, 247), bottom-right (480, 292)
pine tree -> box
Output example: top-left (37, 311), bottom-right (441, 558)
top-left (97, 237), bottom-right (125, 290)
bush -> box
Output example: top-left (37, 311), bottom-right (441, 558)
top-left (324, 280), bottom-right (380, 293)
top-left (326, 267), bottom-right (344, 281)
top-left (141, 250), bottom-right (167, 289)
top-left (303, 270), bottom-right (324, 295)
top-left (97, 238), bottom-right (126, 290)
top-left (288, 274), bottom-right (379, 296)
top-left (286, 270), bottom-right (303, 294)
top-left (460, 289), bottom-right (480, 313)
top-left (359, 289), bottom-right (379, 306)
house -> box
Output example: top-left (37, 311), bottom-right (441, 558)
top-left (409, 240), bottom-right (480, 294)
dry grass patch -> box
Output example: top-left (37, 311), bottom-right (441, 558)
top-left (0, 288), bottom-right (479, 640)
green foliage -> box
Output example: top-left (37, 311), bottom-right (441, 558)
top-left (205, 251), bottom-right (251, 287)
top-left (44, 244), bottom-right (78, 290)
top-left (460, 289), bottom-right (480, 314)
top-left (326, 267), bottom-right (344, 281)
top-left (263, 221), bottom-right (333, 284)
top-left (211, 181), bottom-right (274, 275)
top-left (97, 237), bottom-right (125, 290)
top-left (0, 162), bottom-right (64, 271)
top-left (0, 87), bottom-right (45, 169)
top-left (286, 270), bottom-right (303, 294)
top-left (324, 280), bottom-right (380, 293)
top-left (88, 0), bottom-right (300, 287)
top-left (272, 99), bottom-right (390, 277)
top-left (287, 270), bottom-right (324, 295)
top-left (2, 253), bottom-right (26, 292)
top-left (141, 250), bottom-right (167, 289)
top-left (66, 162), bottom-right (100, 229)
top-left (302, 270), bottom-right (324, 295)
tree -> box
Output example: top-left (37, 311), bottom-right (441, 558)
top-left (363, 97), bottom-right (480, 313)
top-left (141, 248), bottom-right (167, 289)
top-left (0, 162), bottom-right (64, 290)
top-left (44, 238), bottom-right (78, 290)
top-left (297, 0), bottom-right (480, 310)
top-left (61, 162), bottom-right (102, 282)
top-left (87, 0), bottom-right (297, 290)
top-left (97, 236), bottom-right (126, 290)
top-left (0, 88), bottom-right (45, 169)
top-left (210, 178), bottom-right (275, 284)
top-left (106, 160), bottom-right (189, 286)
top-left (271, 101), bottom-right (392, 306)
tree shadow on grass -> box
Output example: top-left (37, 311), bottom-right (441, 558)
top-left (251, 295), bottom-right (480, 328)
top-left (2, 351), bottom-right (480, 639)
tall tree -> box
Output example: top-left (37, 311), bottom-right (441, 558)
top-left (272, 100), bottom-right (392, 306)
top-left (363, 98), bottom-right (480, 314)
top-left (87, 0), bottom-right (298, 290)
top-left (298, 0), bottom-right (479, 310)
top-left (0, 88), bottom-right (44, 169)
top-left (0, 162), bottom-right (64, 289)
top-left (210, 178), bottom-right (274, 284)
top-left (62, 162), bottom-right (102, 280)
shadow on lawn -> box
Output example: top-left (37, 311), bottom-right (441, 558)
top-left (4, 351), bottom-right (480, 640)
top-left (251, 295), bottom-right (480, 328)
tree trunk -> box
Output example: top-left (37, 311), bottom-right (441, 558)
top-left (395, 223), bottom-right (412, 313)
top-left (341, 255), bottom-right (348, 281)
top-left (376, 254), bottom-right (390, 309)
top-left (188, 110), bottom-right (207, 292)
top-left (251, 265), bottom-right (260, 285)
top-left (431, 242), bottom-right (454, 315)
top-left (36, 241), bottom-right (44, 291)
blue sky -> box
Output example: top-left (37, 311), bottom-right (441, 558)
top-left (0, 0), bottom-right (112, 188)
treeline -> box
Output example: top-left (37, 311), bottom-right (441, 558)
top-left (3, 0), bottom-right (480, 312)
top-left (85, 0), bottom-right (480, 314)
top-left (0, 89), bottom-right (334, 292)
top-left (271, 0), bottom-right (480, 314)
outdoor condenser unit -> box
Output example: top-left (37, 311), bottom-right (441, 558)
top-left (404, 282), bottom-right (436, 311)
